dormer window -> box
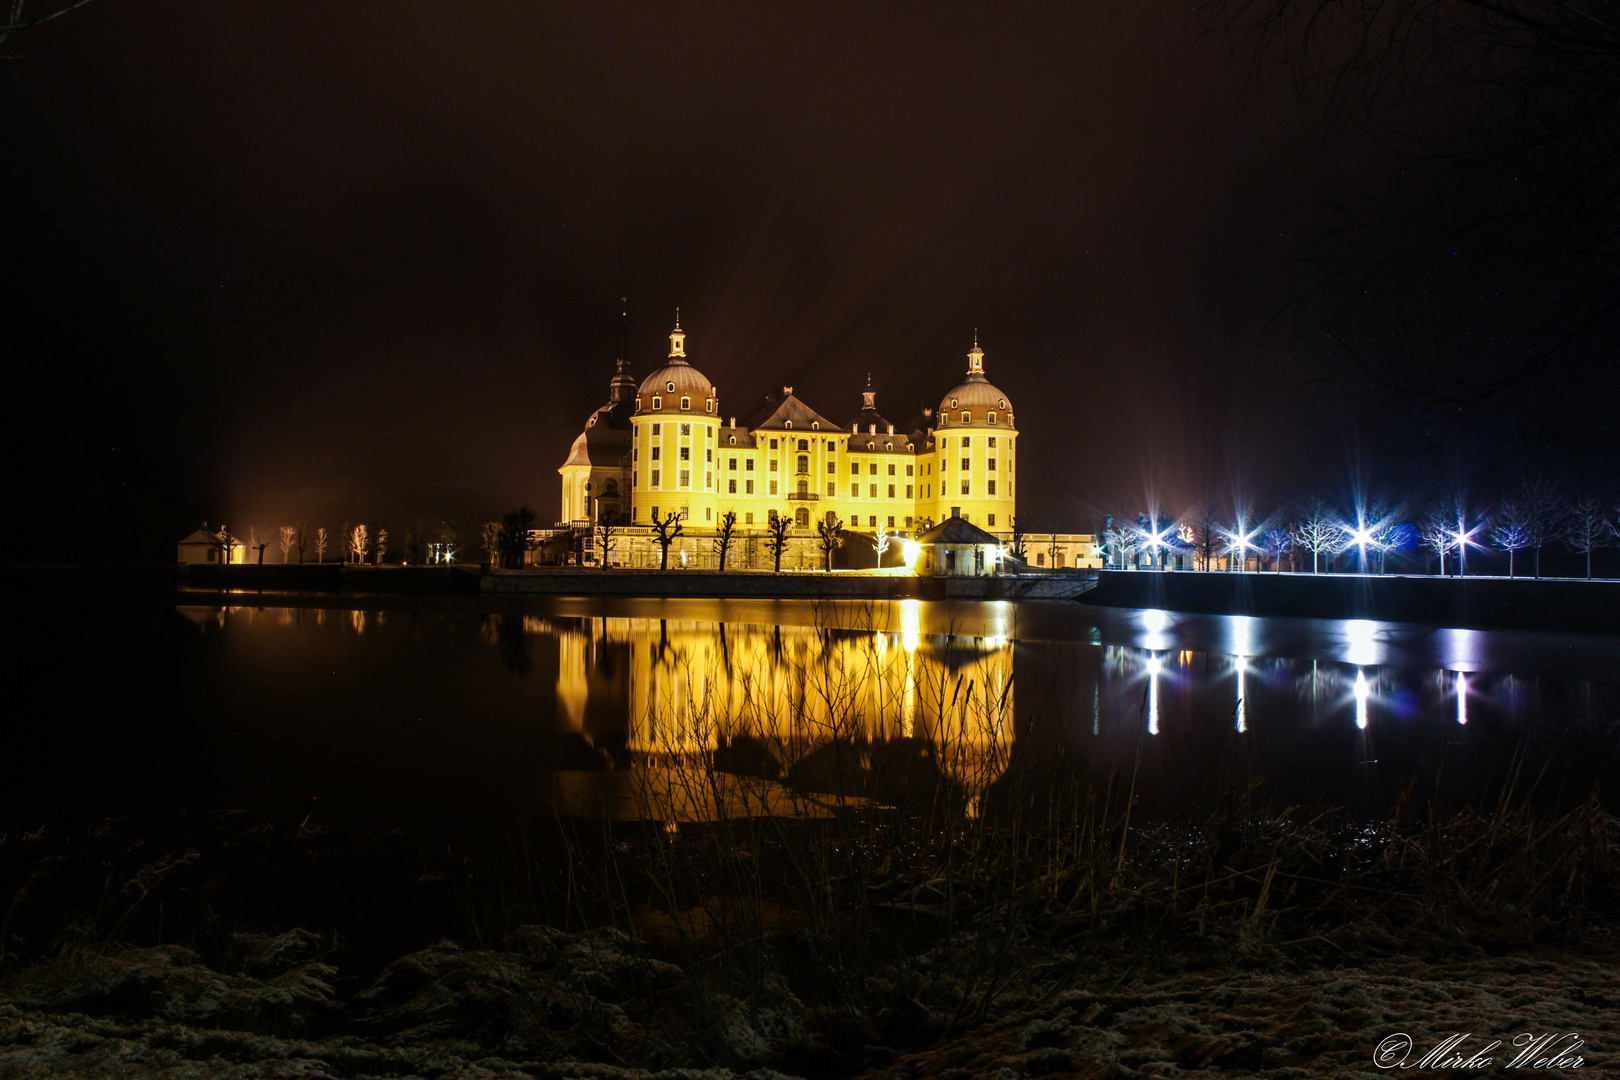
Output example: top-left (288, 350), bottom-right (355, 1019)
top-left (666, 381), bottom-right (676, 393)
top-left (885, 442), bottom-right (892, 450)
top-left (811, 421), bottom-right (819, 430)
top-left (961, 412), bottom-right (971, 423)
top-left (867, 441), bottom-right (875, 449)
top-left (987, 412), bottom-right (996, 424)
top-left (729, 436), bottom-right (736, 445)
top-left (785, 420), bottom-right (793, 429)
top-left (706, 399), bottom-right (713, 412)
top-left (951, 398), bottom-right (959, 409)
top-left (677, 396), bottom-right (688, 410)
top-left (999, 399), bottom-right (1006, 409)
top-left (652, 396), bottom-right (662, 409)
top-left (635, 397), bottom-right (642, 410)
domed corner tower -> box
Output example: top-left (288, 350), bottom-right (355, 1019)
top-left (629, 311), bottom-right (723, 530)
top-left (929, 334), bottom-right (1017, 536)
top-left (559, 301), bottom-right (638, 528)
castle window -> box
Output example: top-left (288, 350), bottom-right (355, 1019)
top-left (784, 420), bottom-right (793, 429)
top-left (795, 507), bottom-right (809, 527)
top-left (706, 507), bottom-right (712, 521)
top-left (988, 514), bottom-right (996, 527)
top-left (961, 480), bottom-right (970, 495)
top-left (827, 482), bottom-right (836, 496)
top-left (651, 470), bottom-right (660, 486)
top-left (906, 484), bottom-right (913, 498)
top-left (987, 412), bottom-right (996, 424)
top-left (769, 480), bottom-right (778, 495)
top-left (769, 459), bottom-right (777, 472)
top-left (729, 436), bottom-right (737, 445)
top-left (651, 446), bottom-right (660, 460)
top-left (666, 381), bottom-right (675, 393)
top-left (652, 423), bottom-right (661, 435)
top-left (869, 462), bottom-right (877, 475)
top-left (652, 397), bottom-right (661, 409)
top-left (706, 448), bottom-right (712, 461)
top-left (632, 448), bottom-right (638, 462)
top-left (887, 516), bottom-right (895, 527)
top-left (887, 484), bottom-right (895, 498)
top-left (961, 458), bottom-right (969, 471)
top-left (887, 463), bottom-right (896, 475)
top-left (987, 480), bottom-right (997, 495)
top-left (635, 397), bottom-right (641, 409)
top-left (680, 470), bottom-right (690, 487)
top-left (680, 423), bottom-right (690, 436)
top-left (745, 459), bottom-right (754, 470)
top-left (811, 422), bottom-right (819, 430)
top-left (728, 479), bottom-right (737, 494)
top-left (961, 412), bottom-right (970, 423)
top-left (866, 441), bottom-right (874, 449)
top-left (988, 458), bottom-right (996, 471)
top-left (906, 464), bottom-right (914, 476)
top-left (651, 506), bottom-right (658, 519)
top-left (633, 470), bottom-right (638, 486)
top-left (999, 399), bottom-right (1006, 409)
top-left (797, 439), bottom-right (808, 451)
top-left (680, 396), bottom-right (690, 410)
top-left (988, 437), bottom-right (997, 448)
top-left (905, 516), bottom-right (913, 527)
top-left (869, 484), bottom-right (877, 498)
top-left (1037, 553), bottom-right (1045, 566)
top-left (746, 480), bottom-right (754, 494)
top-left (850, 483), bottom-right (859, 498)
top-left (679, 446), bottom-right (690, 460)
top-left (827, 460), bottom-right (835, 474)
top-left (868, 516), bottom-right (877, 527)
top-left (745, 512), bottom-right (755, 524)
top-left (769, 438), bottom-right (778, 449)
top-left (706, 471), bottom-right (712, 488)
top-left (850, 462), bottom-right (859, 475)
top-left (706, 399), bottom-right (713, 412)
top-left (729, 457), bottom-right (737, 469)
top-left (796, 454), bottom-right (808, 473)
top-left (951, 398), bottom-right (958, 409)
top-left (886, 442), bottom-right (892, 450)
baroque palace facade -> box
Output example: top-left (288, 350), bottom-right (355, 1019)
top-left (558, 315), bottom-right (1086, 569)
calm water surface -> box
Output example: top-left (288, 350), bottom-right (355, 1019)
top-left (11, 594), bottom-right (1619, 822)
top-left (107, 594), bottom-right (1618, 821)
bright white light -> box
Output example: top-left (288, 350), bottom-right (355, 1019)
top-left (1235, 655), bottom-right (1248, 734)
top-left (1456, 671), bottom-right (1468, 726)
top-left (1146, 655), bottom-right (1162, 735)
top-left (1230, 615), bottom-right (1255, 658)
top-left (1142, 609), bottom-right (1168, 632)
top-left (902, 540), bottom-right (922, 569)
top-left (1353, 669), bottom-right (1370, 730)
top-left (900, 598), bottom-right (920, 652)
top-left (1343, 619), bottom-right (1381, 666)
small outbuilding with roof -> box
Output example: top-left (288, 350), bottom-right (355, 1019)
top-left (914, 511), bottom-right (1006, 577)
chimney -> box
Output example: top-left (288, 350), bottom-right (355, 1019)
top-left (952, 506), bottom-right (961, 518)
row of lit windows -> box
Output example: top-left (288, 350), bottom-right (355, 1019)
top-left (639, 395), bottom-right (716, 413)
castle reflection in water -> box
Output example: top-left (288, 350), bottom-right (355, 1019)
top-left (545, 600), bottom-right (1015, 793)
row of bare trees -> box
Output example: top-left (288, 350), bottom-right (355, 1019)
top-left (202, 521), bottom-right (474, 565)
top-left (1100, 477), bottom-right (1620, 579)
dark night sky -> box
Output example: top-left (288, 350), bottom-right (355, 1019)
top-left (6, 2), bottom-right (1376, 555)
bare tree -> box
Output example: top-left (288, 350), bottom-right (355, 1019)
top-left (764, 510), bottom-right (791, 573)
top-left (1102, 514), bottom-right (1139, 569)
top-left (1009, 515), bottom-right (1030, 561)
top-left (295, 527), bottom-right (308, 564)
top-left (498, 508), bottom-right (537, 568)
top-left (481, 522), bottom-right (501, 567)
top-left (211, 523), bottom-right (237, 565)
top-left (1262, 527), bottom-right (1295, 572)
top-left (1047, 525), bottom-right (1061, 569)
top-left (817, 515), bottom-right (845, 571)
top-left (1188, 507), bottom-right (1222, 571)
top-left (872, 522), bottom-right (890, 566)
top-left (1289, 500), bottom-right (1339, 574)
top-left (350, 523), bottom-right (370, 565)
top-left (652, 510), bottom-right (684, 571)
top-left (315, 527), bottom-right (328, 563)
top-left (278, 526), bottom-right (296, 564)
top-left (713, 510), bottom-right (737, 571)
top-left (595, 515), bottom-right (618, 567)
top-left (1491, 502), bottom-right (1531, 578)
top-left (1519, 475), bottom-right (1564, 578)
top-left (248, 526), bottom-right (268, 565)
top-left (1420, 505), bottom-right (1457, 576)
top-left (1564, 494), bottom-right (1610, 580)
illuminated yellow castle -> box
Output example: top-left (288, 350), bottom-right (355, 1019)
top-left (559, 313), bottom-right (1020, 566)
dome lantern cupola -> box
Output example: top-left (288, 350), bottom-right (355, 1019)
top-left (668, 308), bottom-right (686, 360)
top-left (967, 330), bottom-right (985, 377)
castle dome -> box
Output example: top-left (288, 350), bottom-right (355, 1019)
top-left (636, 313), bottom-right (716, 411)
top-left (937, 336), bottom-right (1013, 426)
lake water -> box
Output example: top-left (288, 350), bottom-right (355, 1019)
top-left (13, 594), bottom-right (1620, 823)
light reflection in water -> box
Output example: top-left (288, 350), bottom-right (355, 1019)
top-left (1235, 655), bottom-right (1248, 734)
top-left (1353, 669), bottom-right (1371, 730)
top-left (1344, 620), bottom-right (1382, 666)
top-left (1146, 654), bottom-right (1162, 735)
top-left (1456, 671), bottom-right (1469, 725)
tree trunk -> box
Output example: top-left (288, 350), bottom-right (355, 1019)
top-left (1535, 546), bottom-right (1541, 579)
top-left (1508, 550), bottom-right (1514, 578)
top-left (660, 543), bottom-right (669, 571)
